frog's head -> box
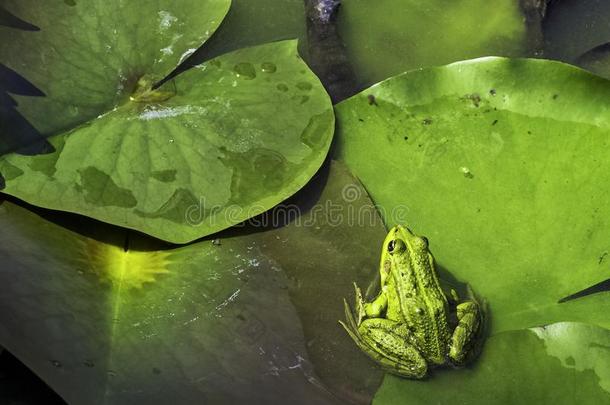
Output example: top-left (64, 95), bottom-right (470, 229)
top-left (380, 225), bottom-right (430, 282)
top-left (385, 224), bottom-right (429, 251)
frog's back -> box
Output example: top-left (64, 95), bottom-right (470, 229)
top-left (396, 238), bottom-right (450, 365)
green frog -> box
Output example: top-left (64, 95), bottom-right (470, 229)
top-left (339, 225), bottom-right (482, 378)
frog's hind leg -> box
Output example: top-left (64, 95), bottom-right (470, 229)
top-left (448, 300), bottom-right (481, 365)
top-left (339, 298), bottom-right (373, 354)
top-left (339, 301), bottom-right (427, 379)
top-left (358, 318), bottom-right (428, 378)
top-left (339, 299), bottom-right (378, 366)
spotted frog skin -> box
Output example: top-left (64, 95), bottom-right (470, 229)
top-left (340, 225), bottom-right (482, 378)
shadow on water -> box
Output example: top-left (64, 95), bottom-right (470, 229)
top-left (0, 193), bottom-right (172, 253)
top-left (0, 349), bottom-right (66, 405)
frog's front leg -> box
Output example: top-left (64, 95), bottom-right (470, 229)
top-left (448, 300), bottom-right (481, 364)
top-left (352, 282), bottom-right (388, 324)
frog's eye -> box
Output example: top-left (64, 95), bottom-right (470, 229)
top-left (387, 239), bottom-right (406, 254)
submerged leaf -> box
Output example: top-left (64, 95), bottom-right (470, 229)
top-left (337, 0), bottom-right (531, 87)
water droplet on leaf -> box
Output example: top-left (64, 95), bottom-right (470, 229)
top-left (233, 63), bottom-right (256, 80)
top-left (296, 82), bottom-right (312, 91)
top-left (261, 62), bottom-right (277, 73)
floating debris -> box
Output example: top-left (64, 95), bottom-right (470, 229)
top-left (461, 167), bottom-right (474, 179)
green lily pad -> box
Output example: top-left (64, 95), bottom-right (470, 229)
top-left (0, 161), bottom-right (385, 404)
top-left (0, 38), bottom-right (334, 243)
top-left (335, 57), bottom-right (610, 333)
top-left (374, 322), bottom-right (610, 404)
top-left (1, 0), bottom-right (231, 136)
top-left (337, 0), bottom-right (531, 87)
top-left (1, 3), bottom-right (333, 243)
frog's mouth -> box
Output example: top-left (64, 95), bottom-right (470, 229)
top-left (384, 225), bottom-right (402, 243)
top-left (386, 224), bottom-right (414, 245)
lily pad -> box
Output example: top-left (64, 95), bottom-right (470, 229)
top-left (335, 57), bottom-right (610, 333)
top-left (0, 38), bottom-right (334, 243)
top-left (337, 0), bottom-right (531, 87)
top-left (0, 161), bottom-right (386, 404)
top-left (0, 0), bottom-right (231, 136)
top-left (374, 322), bottom-right (610, 404)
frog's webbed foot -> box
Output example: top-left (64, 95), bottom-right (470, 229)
top-left (340, 302), bottom-right (427, 379)
top-left (448, 299), bottom-right (481, 365)
top-left (352, 282), bottom-right (367, 325)
top-left (339, 298), bottom-right (369, 357)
